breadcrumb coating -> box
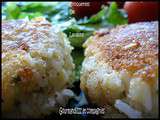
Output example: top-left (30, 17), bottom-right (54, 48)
top-left (2, 18), bottom-right (75, 118)
top-left (81, 21), bottom-right (158, 118)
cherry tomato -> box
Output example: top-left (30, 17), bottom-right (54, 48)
top-left (71, 2), bottom-right (107, 18)
top-left (124, 2), bottom-right (159, 23)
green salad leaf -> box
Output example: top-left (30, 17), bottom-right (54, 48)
top-left (63, 24), bottom-right (95, 47)
top-left (2, 2), bottom-right (72, 22)
top-left (77, 2), bottom-right (127, 26)
top-left (4, 3), bottom-right (21, 19)
top-left (18, 12), bottom-right (43, 19)
top-left (106, 2), bottom-right (128, 25)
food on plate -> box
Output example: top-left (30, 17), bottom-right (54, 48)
top-left (2, 17), bottom-right (75, 118)
top-left (80, 21), bottom-right (158, 118)
top-left (2, 1), bottom-right (159, 119)
top-left (124, 2), bottom-right (159, 23)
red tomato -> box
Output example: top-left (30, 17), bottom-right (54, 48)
top-left (71, 2), bottom-right (107, 18)
top-left (124, 2), bottom-right (159, 23)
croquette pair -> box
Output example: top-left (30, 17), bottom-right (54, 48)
top-left (2, 18), bottom-right (158, 118)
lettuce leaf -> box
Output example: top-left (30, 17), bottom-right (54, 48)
top-left (106, 2), bottom-right (128, 25)
top-left (78, 2), bottom-right (128, 26)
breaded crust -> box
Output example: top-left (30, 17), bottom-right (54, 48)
top-left (81, 21), bottom-right (158, 118)
top-left (84, 21), bottom-right (158, 85)
top-left (2, 18), bottom-right (75, 118)
top-left (2, 18), bottom-right (52, 52)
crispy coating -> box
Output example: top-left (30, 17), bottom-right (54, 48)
top-left (81, 21), bottom-right (158, 118)
top-left (2, 18), bottom-right (75, 118)
top-left (84, 21), bottom-right (158, 85)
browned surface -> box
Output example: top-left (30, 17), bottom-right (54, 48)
top-left (85, 22), bottom-right (158, 85)
top-left (2, 19), bottom-right (52, 53)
